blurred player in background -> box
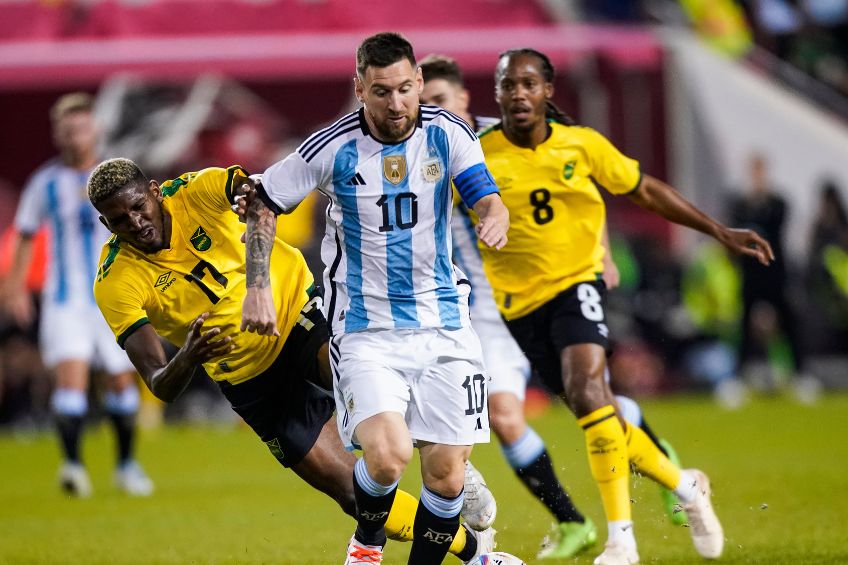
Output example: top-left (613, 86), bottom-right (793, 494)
top-left (420, 54), bottom-right (686, 559)
top-left (88, 158), bottom-right (495, 564)
top-left (250, 32), bottom-right (509, 565)
top-left (472, 48), bottom-right (773, 564)
top-left (2, 93), bottom-right (152, 498)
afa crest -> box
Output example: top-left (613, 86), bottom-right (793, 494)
top-left (563, 160), bottom-right (576, 180)
top-left (190, 226), bottom-right (212, 251)
top-left (383, 155), bottom-right (407, 185)
top-left (422, 158), bottom-right (443, 183)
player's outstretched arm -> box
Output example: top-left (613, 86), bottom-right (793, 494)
top-left (242, 195), bottom-right (280, 336)
top-left (601, 221), bottom-right (620, 290)
top-left (472, 193), bottom-right (509, 250)
top-left (124, 313), bottom-right (233, 402)
top-left (628, 174), bottom-right (775, 266)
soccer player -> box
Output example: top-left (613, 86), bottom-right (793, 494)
top-left (473, 49), bottom-right (774, 565)
top-left (420, 54), bottom-right (691, 558)
top-left (88, 158), bottom-right (494, 564)
top-left (2, 93), bottom-right (152, 497)
top-left (244, 32), bottom-right (509, 565)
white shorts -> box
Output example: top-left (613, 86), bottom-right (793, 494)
top-left (472, 316), bottom-right (531, 401)
top-left (39, 301), bottom-right (135, 375)
top-left (331, 326), bottom-right (490, 450)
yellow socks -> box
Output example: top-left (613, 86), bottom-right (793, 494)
top-left (384, 488), bottom-right (468, 556)
top-left (578, 405), bottom-right (631, 522)
top-left (626, 423), bottom-right (681, 491)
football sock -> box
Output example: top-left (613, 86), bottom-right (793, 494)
top-left (51, 388), bottom-right (88, 463)
top-left (505, 429), bottom-right (585, 523)
top-left (607, 520), bottom-right (637, 551)
top-left (104, 388), bottom-right (140, 466)
top-left (453, 525), bottom-right (476, 562)
top-left (409, 486), bottom-right (463, 565)
top-left (673, 469), bottom-right (700, 504)
top-left (625, 424), bottom-right (680, 491)
top-left (615, 394), bottom-right (669, 456)
top-left (385, 489), bottom-right (470, 557)
top-left (578, 405), bottom-right (631, 522)
top-left (352, 457), bottom-right (398, 547)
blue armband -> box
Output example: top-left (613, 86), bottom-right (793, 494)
top-left (454, 163), bottom-right (499, 208)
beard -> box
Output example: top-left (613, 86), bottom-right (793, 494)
top-left (371, 112), bottom-right (415, 142)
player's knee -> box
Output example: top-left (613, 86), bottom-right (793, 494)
top-left (422, 463), bottom-right (465, 498)
top-left (565, 370), bottom-right (607, 417)
top-left (365, 446), bottom-right (411, 485)
top-left (489, 405), bottom-right (525, 444)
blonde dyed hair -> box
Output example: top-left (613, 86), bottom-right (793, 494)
top-left (88, 158), bottom-right (147, 205)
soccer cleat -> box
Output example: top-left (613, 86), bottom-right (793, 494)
top-left (343, 536), bottom-right (383, 564)
top-left (658, 439), bottom-right (687, 525)
top-left (462, 525), bottom-right (497, 564)
top-left (592, 541), bottom-right (639, 565)
top-left (461, 460), bottom-right (497, 531)
top-left (537, 518), bottom-right (597, 559)
top-left (115, 460), bottom-right (154, 497)
top-left (58, 462), bottom-right (92, 498)
top-left (681, 469), bottom-right (724, 559)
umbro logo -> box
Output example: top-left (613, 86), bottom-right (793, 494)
top-left (154, 271), bottom-right (176, 292)
top-left (591, 437), bottom-right (615, 449)
top-left (346, 172), bottom-right (366, 186)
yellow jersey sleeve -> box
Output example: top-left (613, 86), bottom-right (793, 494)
top-left (93, 237), bottom-right (153, 348)
top-left (161, 165), bottom-right (250, 214)
top-left (581, 128), bottom-right (642, 195)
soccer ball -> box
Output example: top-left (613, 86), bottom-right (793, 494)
top-left (475, 552), bottom-right (527, 565)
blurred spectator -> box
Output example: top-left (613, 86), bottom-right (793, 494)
top-left (679, 241), bottom-right (742, 393)
top-left (0, 226), bottom-right (51, 429)
top-left (678, 0), bottom-right (754, 57)
top-left (728, 152), bottom-right (819, 400)
top-left (807, 180), bottom-right (848, 345)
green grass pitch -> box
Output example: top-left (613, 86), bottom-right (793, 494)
top-left (1, 393), bottom-right (846, 564)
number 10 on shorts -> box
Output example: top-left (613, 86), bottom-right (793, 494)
top-left (462, 374), bottom-right (486, 416)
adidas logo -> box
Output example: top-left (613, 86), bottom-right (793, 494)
top-left (346, 172), bottom-right (366, 186)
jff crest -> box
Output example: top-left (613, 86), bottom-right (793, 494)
top-left (383, 155), bottom-right (407, 185)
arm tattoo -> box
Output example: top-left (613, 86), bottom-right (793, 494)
top-left (245, 196), bottom-right (276, 289)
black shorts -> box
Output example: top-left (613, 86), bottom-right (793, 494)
top-left (218, 288), bottom-right (334, 468)
top-left (505, 279), bottom-right (610, 394)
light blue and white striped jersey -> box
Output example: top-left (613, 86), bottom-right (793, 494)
top-left (14, 159), bottom-right (107, 307)
top-left (451, 115), bottom-right (502, 324)
top-left (261, 105), bottom-right (499, 336)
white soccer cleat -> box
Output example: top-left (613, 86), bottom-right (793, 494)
top-left (462, 460), bottom-right (497, 530)
top-left (681, 469), bottom-right (724, 559)
top-left (58, 462), bottom-right (92, 498)
top-left (592, 541), bottom-right (639, 565)
top-left (115, 460), bottom-right (154, 497)
top-left (463, 525), bottom-right (497, 564)
top-left (343, 536), bottom-right (383, 564)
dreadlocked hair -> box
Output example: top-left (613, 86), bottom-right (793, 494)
top-left (497, 48), bottom-right (576, 126)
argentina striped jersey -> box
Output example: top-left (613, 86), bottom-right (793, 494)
top-left (14, 159), bottom-right (108, 306)
top-left (261, 105), bottom-right (499, 335)
top-left (451, 115), bottom-right (502, 323)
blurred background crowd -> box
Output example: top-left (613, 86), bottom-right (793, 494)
top-left (1, 0), bottom-right (846, 431)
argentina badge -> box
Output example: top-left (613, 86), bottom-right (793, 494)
top-left (421, 157), bottom-right (443, 183)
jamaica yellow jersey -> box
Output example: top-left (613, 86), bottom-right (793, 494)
top-left (475, 122), bottom-right (641, 320)
top-left (93, 166), bottom-right (314, 385)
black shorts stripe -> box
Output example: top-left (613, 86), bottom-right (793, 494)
top-left (325, 230), bottom-right (344, 334)
top-left (297, 113), bottom-right (358, 157)
top-left (580, 411), bottom-right (617, 430)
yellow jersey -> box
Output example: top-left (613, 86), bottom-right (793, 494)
top-left (475, 122), bottom-right (641, 320)
top-left (93, 166), bottom-right (314, 385)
